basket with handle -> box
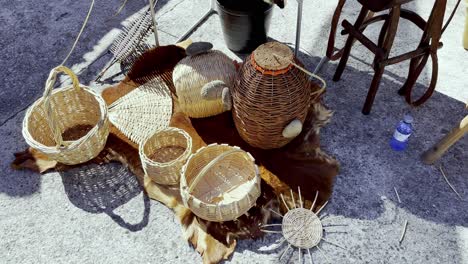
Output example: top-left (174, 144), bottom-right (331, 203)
top-left (22, 66), bottom-right (109, 165)
top-left (139, 127), bottom-right (193, 185)
top-left (232, 42), bottom-right (326, 149)
top-left (180, 144), bottom-right (261, 222)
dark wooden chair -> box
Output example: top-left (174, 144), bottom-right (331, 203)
top-left (328, 0), bottom-right (448, 114)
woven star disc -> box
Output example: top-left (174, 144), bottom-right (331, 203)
top-left (253, 42), bottom-right (293, 71)
top-left (282, 208), bottom-right (323, 249)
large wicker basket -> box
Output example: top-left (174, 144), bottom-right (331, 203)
top-left (232, 42), bottom-right (314, 149)
top-left (173, 50), bottom-right (237, 118)
top-left (140, 127), bottom-right (192, 185)
top-left (22, 66), bottom-right (109, 165)
top-left (180, 144), bottom-right (261, 222)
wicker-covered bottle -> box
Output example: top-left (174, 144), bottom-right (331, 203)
top-left (232, 42), bottom-right (312, 149)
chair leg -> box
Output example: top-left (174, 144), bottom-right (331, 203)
top-left (400, 0), bottom-right (446, 102)
top-left (362, 67), bottom-right (385, 114)
top-left (362, 6), bottom-right (401, 114)
top-left (333, 7), bottom-right (369, 82)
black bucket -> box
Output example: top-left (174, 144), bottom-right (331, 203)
top-left (216, 0), bottom-right (273, 53)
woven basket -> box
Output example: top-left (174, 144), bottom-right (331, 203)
top-left (173, 50), bottom-right (237, 118)
top-left (140, 127), bottom-right (192, 185)
top-left (180, 144), bottom-right (261, 222)
top-left (22, 66), bottom-right (109, 165)
top-left (233, 42), bottom-right (314, 149)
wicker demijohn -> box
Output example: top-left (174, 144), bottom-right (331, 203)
top-left (140, 127), bottom-right (192, 185)
top-left (180, 144), bottom-right (261, 222)
top-left (173, 50), bottom-right (237, 118)
top-left (233, 42), bottom-right (313, 149)
top-left (22, 66), bottom-right (109, 165)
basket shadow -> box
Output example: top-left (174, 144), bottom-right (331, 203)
top-left (59, 162), bottom-right (150, 232)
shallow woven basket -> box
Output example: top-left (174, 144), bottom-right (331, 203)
top-left (233, 42), bottom-right (313, 149)
top-left (173, 50), bottom-right (237, 118)
top-left (180, 144), bottom-right (261, 222)
top-left (140, 127), bottom-right (192, 185)
top-left (22, 66), bottom-right (109, 165)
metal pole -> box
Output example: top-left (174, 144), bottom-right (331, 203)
top-left (295, 0), bottom-right (303, 57)
top-left (149, 0), bottom-right (160, 47)
top-left (177, 0), bottom-right (217, 42)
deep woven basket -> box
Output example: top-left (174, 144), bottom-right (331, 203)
top-left (22, 66), bottom-right (109, 165)
top-left (180, 144), bottom-right (261, 222)
top-left (172, 50), bottom-right (237, 118)
top-left (233, 42), bottom-right (312, 149)
top-left (140, 127), bottom-right (192, 185)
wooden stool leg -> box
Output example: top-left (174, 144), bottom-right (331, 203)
top-left (401, 0), bottom-right (446, 104)
top-left (362, 6), bottom-right (401, 114)
top-left (333, 7), bottom-right (369, 82)
top-left (362, 67), bottom-right (385, 114)
top-left (326, 0), bottom-right (347, 60)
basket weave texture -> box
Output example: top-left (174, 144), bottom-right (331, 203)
top-left (108, 78), bottom-right (173, 145)
top-left (180, 144), bottom-right (261, 222)
top-left (140, 127), bottom-right (192, 185)
top-left (22, 66), bottom-right (109, 165)
top-left (173, 50), bottom-right (237, 118)
top-left (233, 42), bottom-right (312, 149)
top-left (282, 208), bottom-right (323, 249)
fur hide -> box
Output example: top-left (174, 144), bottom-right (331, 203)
top-left (13, 79), bottom-right (338, 264)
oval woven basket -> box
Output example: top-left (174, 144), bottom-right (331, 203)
top-left (173, 50), bottom-right (237, 118)
top-left (22, 66), bottom-right (109, 165)
top-left (140, 127), bottom-right (192, 185)
top-left (233, 42), bottom-right (314, 149)
top-left (180, 144), bottom-right (261, 222)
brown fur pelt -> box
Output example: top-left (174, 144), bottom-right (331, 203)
top-left (13, 78), bottom-right (339, 264)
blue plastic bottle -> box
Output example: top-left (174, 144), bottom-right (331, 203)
top-left (390, 114), bottom-right (414, 151)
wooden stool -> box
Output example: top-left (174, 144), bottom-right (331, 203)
top-left (331, 0), bottom-right (447, 115)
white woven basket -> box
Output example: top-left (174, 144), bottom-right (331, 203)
top-left (22, 66), bottom-right (109, 165)
top-left (180, 144), bottom-right (261, 222)
top-left (172, 50), bottom-right (237, 118)
top-left (140, 127), bottom-right (192, 185)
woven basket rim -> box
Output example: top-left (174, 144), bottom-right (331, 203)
top-left (180, 143), bottom-right (260, 209)
top-left (22, 84), bottom-right (108, 154)
top-left (139, 127), bottom-right (193, 167)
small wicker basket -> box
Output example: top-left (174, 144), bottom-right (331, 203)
top-left (140, 127), bottom-right (192, 185)
top-left (173, 50), bottom-right (237, 118)
top-left (22, 66), bottom-right (109, 165)
top-left (233, 42), bottom-right (315, 149)
top-left (180, 144), bottom-right (261, 222)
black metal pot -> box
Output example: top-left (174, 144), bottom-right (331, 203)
top-left (216, 0), bottom-right (273, 53)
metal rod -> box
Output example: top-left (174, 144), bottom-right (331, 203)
top-left (295, 0), bottom-right (303, 57)
top-left (149, 0), bottom-right (160, 46)
top-left (177, 0), bottom-right (217, 42)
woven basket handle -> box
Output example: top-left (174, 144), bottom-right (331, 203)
top-left (42, 66), bottom-right (81, 147)
top-left (272, 54), bottom-right (327, 98)
top-left (188, 149), bottom-right (245, 194)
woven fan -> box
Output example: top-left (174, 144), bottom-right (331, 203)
top-left (108, 78), bottom-right (173, 145)
top-left (96, 1), bottom-right (159, 81)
